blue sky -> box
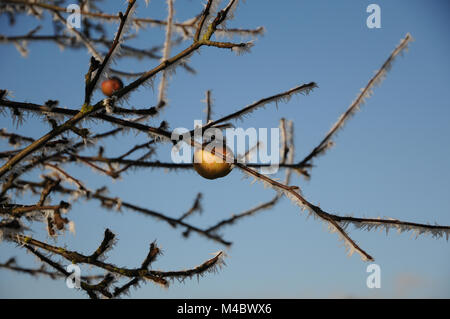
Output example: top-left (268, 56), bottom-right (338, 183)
top-left (0, 0), bottom-right (449, 298)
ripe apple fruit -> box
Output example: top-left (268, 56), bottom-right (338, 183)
top-left (193, 143), bottom-right (234, 180)
top-left (101, 77), bottom-right (123, 97)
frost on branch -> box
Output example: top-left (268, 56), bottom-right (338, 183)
top-left (0, 219), bottom-right (28, 242)
top-left (6, 230), bottom-right (226, 298)
top-left (198, 0), bottom-right (223, 38)
top-left (13, 40), bottom-right (29, 57)
top-left (203, 82), bottom-right (317, 128)
top-left (222, 0), bottom-right (240, 23)
top-left (231, 41), bottom-right (254, 55)
top-left (339, 217), bottom-right (450, 241)
top-left (299, 33), bottom-right (414, 168)
top-left (0, 0), bottom-right (448, 299)
top-left (158, 0), bottom-right (175, 105)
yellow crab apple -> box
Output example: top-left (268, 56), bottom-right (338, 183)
top-left (193, 143), bottom-right (234, 180)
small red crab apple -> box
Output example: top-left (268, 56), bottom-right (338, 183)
top-left (193, 142), bottom-right (234, 180)
top-left (101, 77), bottom-right (123, 97)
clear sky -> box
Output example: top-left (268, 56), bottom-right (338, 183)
top-left (0, 0), bottom-right (449, 298)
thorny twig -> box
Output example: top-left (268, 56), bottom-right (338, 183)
top-left (1, 1), bottom-right (449, 298)
top-left (0, 257), bottom-right (103, 282)
top-left (7, 229), bottom-right (225, 298)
